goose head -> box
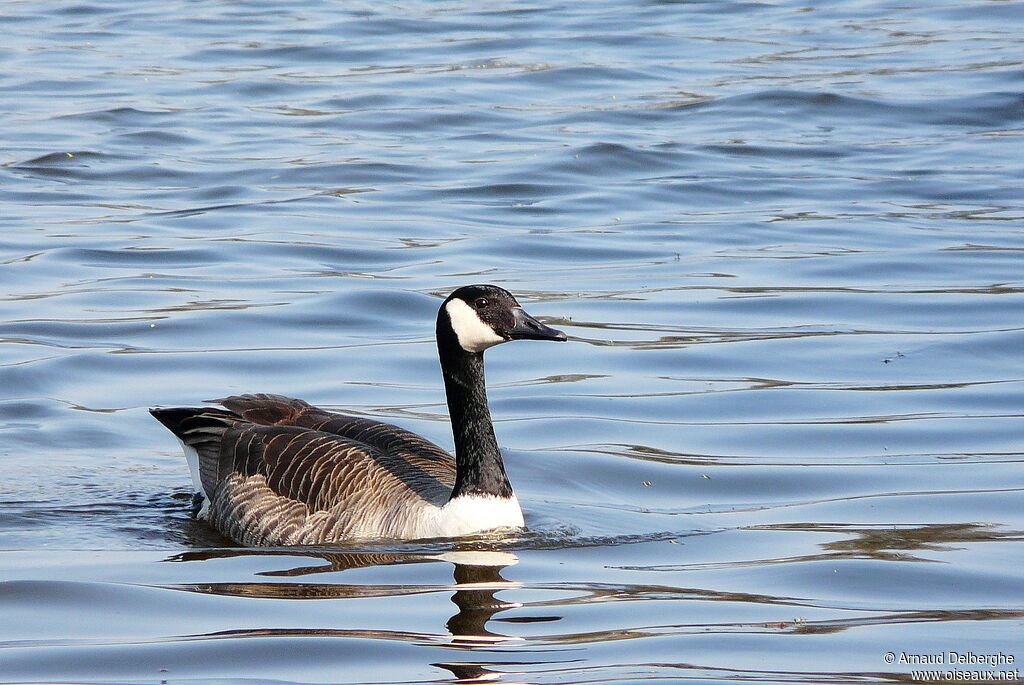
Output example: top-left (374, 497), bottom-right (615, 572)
top-left (438, 284), bottom-right (567, 354)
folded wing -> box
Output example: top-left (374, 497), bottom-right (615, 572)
top-left (151, 395), bottom-right (456, 545)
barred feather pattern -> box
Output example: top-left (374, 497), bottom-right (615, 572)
top-left (159, 394), bottom-right (470, 546)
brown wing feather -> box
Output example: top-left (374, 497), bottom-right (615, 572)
top-left (155, 396), bottom-right (458, 545)
top-left (208, 421), bottom-right (455, 545)
top-left (216, 393), bottom-right (455, 483)
top-left (223, 424), bottom-right (449, 506)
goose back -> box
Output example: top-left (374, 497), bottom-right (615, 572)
top-left (153, 394), bottom-right (457, 546)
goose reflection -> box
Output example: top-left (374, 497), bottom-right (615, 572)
top-left (167, 547), bottom-right (536, 644)
top-left (436, 551), bottom-right (523, 643)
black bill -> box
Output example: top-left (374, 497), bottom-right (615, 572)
top-left (507, 307), bottom-right (567, 342)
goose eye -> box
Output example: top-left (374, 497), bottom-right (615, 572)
top-left (474, 297), bottom-right (489, 309)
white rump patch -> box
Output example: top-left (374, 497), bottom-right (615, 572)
top-left (445, 298), bottom-right (506, 353)
top-left (178, 438), bottom-right (210, 519)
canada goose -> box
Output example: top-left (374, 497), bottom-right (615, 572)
top-left (151, 284), bottom-right (566, 546)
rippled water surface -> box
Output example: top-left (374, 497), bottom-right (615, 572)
top-left (2, 1), bottom-right (1023, 683)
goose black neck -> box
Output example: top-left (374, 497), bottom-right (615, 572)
top-left (437, 337), bottom-right (513, 500)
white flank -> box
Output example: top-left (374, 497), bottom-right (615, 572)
top-left (445, 298), bottom-right (506, 353)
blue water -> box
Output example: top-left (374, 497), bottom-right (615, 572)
top-left (1, 1), bottom-right (1023, 683)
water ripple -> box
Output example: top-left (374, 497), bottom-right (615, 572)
top-left (2, 0), bottom-right (1023, 683)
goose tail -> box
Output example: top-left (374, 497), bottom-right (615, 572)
top-left (149, 407), bottom-right (237, 514)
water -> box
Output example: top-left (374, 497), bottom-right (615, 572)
top-left (1, 0), bottom-right (1023, 682)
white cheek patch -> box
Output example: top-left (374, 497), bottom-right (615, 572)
top-left (445, 298), bottom-right (506, 353)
